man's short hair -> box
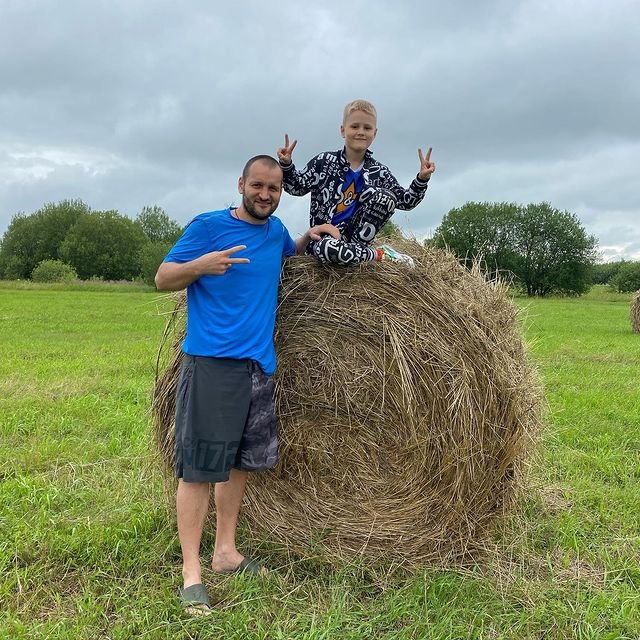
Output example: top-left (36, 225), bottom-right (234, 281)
top-left (343, 99), bottom-right (377, 124)
top-left (242, 155), bottom-right (281, 180)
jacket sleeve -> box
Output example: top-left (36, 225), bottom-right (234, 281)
top-left (379, 165), bottom-right (430, 211)
top-left (280, 155), bottom-right (322, 196)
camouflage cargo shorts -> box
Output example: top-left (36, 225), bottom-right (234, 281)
top-left (175, 355), bottom-right (278, 483)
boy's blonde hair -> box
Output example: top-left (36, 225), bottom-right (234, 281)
top-left (343, 99), bottom-right (377, 124)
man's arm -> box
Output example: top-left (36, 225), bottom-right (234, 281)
top-left (155, 245), bottom-right (250, 290)
top-left (294, 224), bottom-right (341, 255)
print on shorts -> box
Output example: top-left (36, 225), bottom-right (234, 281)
top-left (237, 367), bottom-right (278, 471)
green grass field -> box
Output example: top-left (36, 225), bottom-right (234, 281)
top-left (1, 283), bottom-right (638, 639)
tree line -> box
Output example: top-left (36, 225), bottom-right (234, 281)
top-left (590, 260), bottom-right (640, 292)
top-left (1, 199), bottom-right (639, 294)
top-left (0, 200), bottom-right (183, 284)
top-left (429, 201), bottom-right (639, 295)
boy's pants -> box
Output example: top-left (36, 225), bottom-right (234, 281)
top-left (310, 187), bottom-right (397, 266)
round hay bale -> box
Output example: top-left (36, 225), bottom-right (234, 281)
top-left (631, 290), bottom-right (640, 334)
top-left (152, 242), bottom-right (542, 566)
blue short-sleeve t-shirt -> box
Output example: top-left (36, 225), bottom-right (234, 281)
top-left (163, 208), bottom-right (296, 375)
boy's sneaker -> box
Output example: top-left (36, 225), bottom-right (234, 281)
top-left (376, 244), bottom-right (415, 268)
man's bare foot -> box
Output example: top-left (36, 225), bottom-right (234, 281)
top-left (211, 553), bottom-right (267, 576)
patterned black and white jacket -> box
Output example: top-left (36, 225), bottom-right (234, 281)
top-left (280, 148), bottom-right (430, 226)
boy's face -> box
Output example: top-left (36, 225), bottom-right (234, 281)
top-left (341, 110), bottom-right (377, 154)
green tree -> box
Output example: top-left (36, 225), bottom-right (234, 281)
top-left (591, 260), bottom-right (627, 285)
top-left (513, 203), bottom-right (597, 296)
top-left (60, 211), bottom-right (147, 280)
top-left (138, 242), bottom-right (172, 285)
top-left (0, 214), bottom-right (36, 279)
top-left (134, 206), bottom-right (182, 284)
top-left (610, 261), bottom-right (640, 293)
top-left (0, 199), bottom-right (90, 279)
top-left (432, 202), bottom-right (521, 278)
top-left (378, 220), bottom-right (402, 239)
top-left (136, 205), bottom-right (182, 244)
top-left (432, 201), bottom-right (597, 296)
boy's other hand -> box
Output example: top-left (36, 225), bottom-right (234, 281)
top-left (418, 147), bottom-right (436, 181)
top-left (277, 134), bottom-right (298, 165)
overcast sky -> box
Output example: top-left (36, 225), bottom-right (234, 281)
top-left (1, 0), bottom-right (638, 260)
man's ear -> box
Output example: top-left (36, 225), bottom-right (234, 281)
top-left (238, 176), bottom-right (244, 194)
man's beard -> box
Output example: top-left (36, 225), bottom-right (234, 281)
top-left (243, 194), bottom-right (275, 221)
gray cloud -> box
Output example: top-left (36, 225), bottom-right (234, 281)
top-left (1, 0), bottom-right (639, 259)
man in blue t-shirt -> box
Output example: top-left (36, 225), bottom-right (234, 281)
top-left (155, 155), bottom-right (338, 615)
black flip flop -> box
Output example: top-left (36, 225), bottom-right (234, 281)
top-left (180, 583), bottom-right (212, 616)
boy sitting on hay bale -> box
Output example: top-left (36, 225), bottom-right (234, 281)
top-left (154, 155), bottom-right (338, 615)
top-left (277, 99), bottom-right (436, 267)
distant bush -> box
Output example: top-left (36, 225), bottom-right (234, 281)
top-left (591, 261), bottom-right (626, 285)
top-left (60, 211), bottom-right (147, 280)
top-left (432, 201), bottom-right (597, 296)
top-left (610, 261), bottom-right (640, 293)
top-left (0, 200), bottom-right (183, 281)
top-left (31, 259), bottom-right (78, 283)
top-left (0, 199), bottom-right (90, 279)
top-left (139, 242), bottom-right (172, 286)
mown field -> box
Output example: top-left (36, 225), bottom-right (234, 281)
top-left (0, 282), bottom-right (638, 639)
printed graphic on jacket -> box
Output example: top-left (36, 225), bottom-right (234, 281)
top-left (332, 167), bottom-right (365, 225)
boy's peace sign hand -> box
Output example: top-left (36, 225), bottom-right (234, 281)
top-left (418, 147), bottom-right (436, 181)
top-left (199, 245), bottom-right (250, 275)
top-left (277, 134), bottom-right (298, 165)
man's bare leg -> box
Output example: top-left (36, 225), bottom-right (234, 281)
top-left (177, 479), bottom-right (210, 588)
top-left (211, 469), bottom-right (249, 572)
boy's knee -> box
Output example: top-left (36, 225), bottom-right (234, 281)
top-left (311, 237), bottom-right (346, 264)
top-left (312, 237), bottom-right (372, 266)
top-left (310, 237), bottom-right (377, 266)
top-left (356, 222), bottom-right (377, 243)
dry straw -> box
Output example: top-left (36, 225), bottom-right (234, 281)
top-left (631, 290), bottom-right (640, 333)
top-left (152, 242), bottom-right (543, 566)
